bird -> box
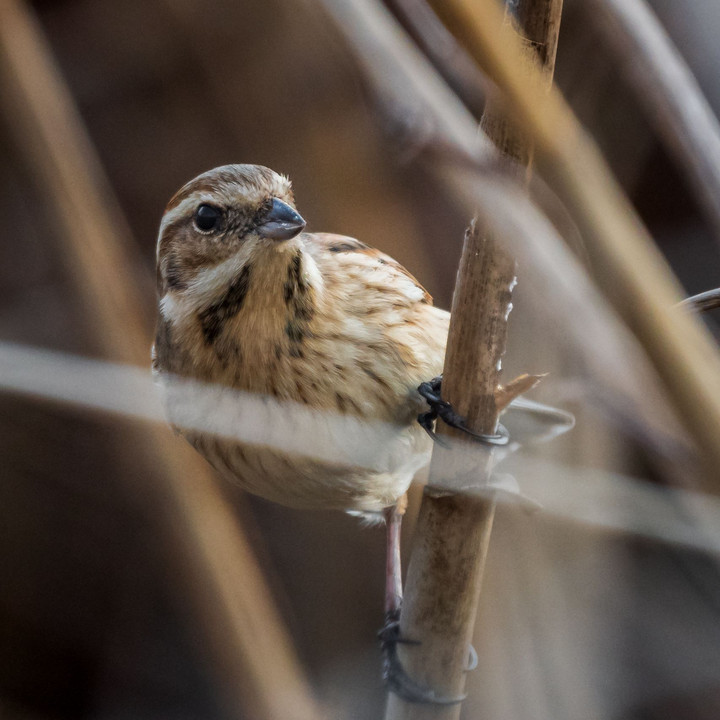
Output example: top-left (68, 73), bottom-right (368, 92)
top-left (153, 164), bottom-right (453, 515)
top-left (152, 163), bottom-right (544, 703)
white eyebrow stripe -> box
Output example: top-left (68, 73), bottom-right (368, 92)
top-left (160, 194), bottom-right (217, 233)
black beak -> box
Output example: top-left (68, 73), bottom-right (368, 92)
top-left (257, 198), bottom-right (306, 240)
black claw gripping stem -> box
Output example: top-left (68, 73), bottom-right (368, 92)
top-left (417, 376), bottom-right (509, 446)
top-left (379, 608), bottom-right (466, 705)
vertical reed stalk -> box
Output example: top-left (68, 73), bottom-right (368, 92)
top-left (385, 1), bottom-right (562, 718)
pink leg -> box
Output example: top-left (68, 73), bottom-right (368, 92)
top-left (379, 499), bottom-right (466, 704)
top-left (384, 504), bottom-right (403, 616)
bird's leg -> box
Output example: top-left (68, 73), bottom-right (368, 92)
top-left (418, 376), bottom-right (509, 446)
top-left (384, 499), bottom-right (404, 619)
top-left (378, 502), bottom-right (405, 664)
top-left (379, 498), bottom-right (466, 705)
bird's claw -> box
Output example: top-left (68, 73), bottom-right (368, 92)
top-left (417, 410), bottom-right (451, 447)
top-left (418, 376), bottom-right (510, 446)
top-left (379, 609), bottom-right (467, 705)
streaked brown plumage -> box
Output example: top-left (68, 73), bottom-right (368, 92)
top-left (153, 164), bottom-right (449, 514)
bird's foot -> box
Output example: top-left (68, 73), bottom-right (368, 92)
top-left (379, 609), bottom-right (467, 705)
top-left (418, 376), bottom-right (510, 446)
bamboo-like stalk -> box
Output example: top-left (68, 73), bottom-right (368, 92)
top-left (0, 2), bottom-right (322, 718)
top-left (583, 0), bottom-right (720, 241)
top-left (385, 2), bottom-right (562, 718)
top-left (436, 0), bottom-right (720, 487)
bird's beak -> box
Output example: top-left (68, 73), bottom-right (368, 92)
top-left (256, 198), bottom-right (306, 240)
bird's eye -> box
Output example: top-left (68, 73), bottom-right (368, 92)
top-left (194, 204), bottom-right (222, 233)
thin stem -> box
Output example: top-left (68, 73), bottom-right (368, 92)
top-left (682, 289), bottom-right (720, 314)
top-left (384, 0), bottom-right (488, 118)
top-left (584, 0), bottom-right (720, 242)
top-left (385, 1), bottom-right (563, 718)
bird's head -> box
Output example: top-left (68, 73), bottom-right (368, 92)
top-left (156, 164), bottom-right (306, 295)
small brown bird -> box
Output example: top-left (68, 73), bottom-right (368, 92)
top-left (152, 164), bottom-right (577, 702)
top-left (153, 164), bottom-right (451, 515)
top-left (152, 163), bottom-right (506, 702)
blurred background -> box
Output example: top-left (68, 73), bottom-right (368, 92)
top-left (2, 0), bottom-right (720, 718)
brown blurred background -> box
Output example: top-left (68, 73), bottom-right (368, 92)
top-left (2, 0), bottom-right (720, 718)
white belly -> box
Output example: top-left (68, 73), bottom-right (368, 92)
top-left (158, 373), bottom-right (431, 512)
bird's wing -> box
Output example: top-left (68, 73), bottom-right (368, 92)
top-left (302, 232), bottom-right (449, 414)
top-left (303, 232), bottom-right (434, 306)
